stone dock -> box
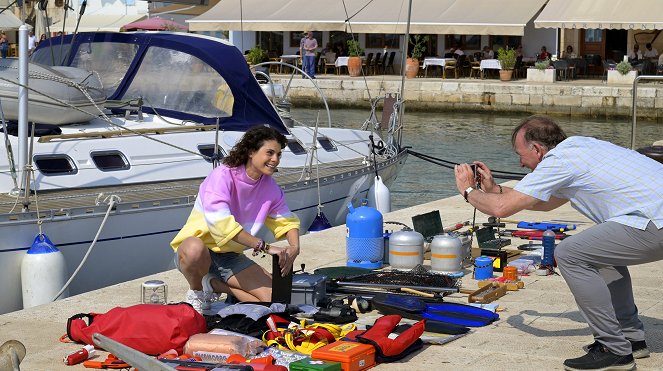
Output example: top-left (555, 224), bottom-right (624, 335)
top-left (275, 73), bottom-right (663, 121)
top-left (1, 181), bottom-right (663, 370)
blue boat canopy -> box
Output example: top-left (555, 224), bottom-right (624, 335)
top-left (32, 32), bottom-right (288, 134)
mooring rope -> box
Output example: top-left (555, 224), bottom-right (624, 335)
top-left (406, 148), bottom-right (527, 180)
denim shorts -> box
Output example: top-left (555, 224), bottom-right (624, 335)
top-left (174, 251), bottom-right (256, 282)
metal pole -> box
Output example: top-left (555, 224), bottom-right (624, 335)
top-left (17, 24), bottom-right (29, 194)
top-left (630, 75), bottom-right (663, 149)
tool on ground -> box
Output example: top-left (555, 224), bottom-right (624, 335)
top-left (64, 344), bottom-right (95, 365)
top-left (400, 287), bottom-right (444, 299)
top-left (411, 210), bottom-right (444, 242)
top-left (478, 279), bottom-right (524, 292)
top-left (91, 333), bottom-right (176, 371)
top-left (464, 282), bottom-right (507, 304)
top-left (331, 268), bottom-right (461, 294)
top-left (500, 229), bottom-right (568, 240)
top-left (475, 226), bottom-right (511, 250)
top-left (82, 353), bottom-right (129, 369)
top-left (443, 221), bottom-right (470, 233)
top-left (516, 221), bottom-right (576, 231)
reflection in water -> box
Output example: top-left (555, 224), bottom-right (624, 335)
top-left (291, 109), bottom-right (661, 211)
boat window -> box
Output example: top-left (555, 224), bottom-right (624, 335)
top-left (123, 47), bottom-right (233, 119)
top-left (90, 151), bottom-right (130, 172)
top-left (317, 136), bottom-right (337, 152)
top-left (197, 144), bottom-right (226, 163)
top-left (33, 155), bottom-right (77, 176)
top-left (287, 139), bottom-right (306, 155)
top-left (45, 41), bottom-right (139, 98)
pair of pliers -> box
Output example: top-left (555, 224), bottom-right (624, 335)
top-left (83, 353), bottom-right (130, 369)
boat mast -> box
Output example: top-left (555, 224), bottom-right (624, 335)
top-left (396, 0), bottom-right (412, 146)
top-left (18, 22), bottom-right (30, 199)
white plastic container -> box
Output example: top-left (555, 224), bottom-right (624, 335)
top-left (507, 259), bottom-right (537, 275)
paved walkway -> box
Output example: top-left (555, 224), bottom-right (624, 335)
top-left (1, 182), bottom-right (662, 370)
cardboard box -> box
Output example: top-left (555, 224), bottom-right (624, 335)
top-left (291, 273), bottom-right (327, 306)
top-left (311, 341), bottom-right (375, 371)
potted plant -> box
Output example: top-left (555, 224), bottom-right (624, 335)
top-left (246, 46), bottom-right (266, 66)
top-left (497, 47), bottom-right (516, 81)
top-left (608, 60), bottom-right (637, 84)
top-left (527, 59), bottom-right (555, 82)
top-left (346, 39), bottom-right (363, 77)
top-left (404, 34), bottom-right (428, 78)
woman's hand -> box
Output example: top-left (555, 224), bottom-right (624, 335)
top-left (268, 245), bottom-right (300, 277)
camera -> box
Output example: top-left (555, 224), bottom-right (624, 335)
top-left (469, 164), bottom-right (481, 187)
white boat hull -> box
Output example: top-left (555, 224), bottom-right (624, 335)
top-left (0, 153), bottom-right (405, 314)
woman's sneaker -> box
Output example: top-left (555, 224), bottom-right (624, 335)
top-left (185, 289), bottom-right (215, 313)
top-left (583, 340), bottom-right (650, 359)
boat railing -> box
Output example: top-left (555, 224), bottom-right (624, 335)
top-left (37, 124), bottom-right (221, 143)
top-left (630, 75), bottom-right (663, 149)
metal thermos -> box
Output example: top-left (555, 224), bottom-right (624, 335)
top-left (388, 229), bottom-right (424, 269)
top-left (430, 233), bottom-right (464, 274)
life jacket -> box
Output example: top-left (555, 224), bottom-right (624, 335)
top-left (355, 315), bottom-right (424, 363)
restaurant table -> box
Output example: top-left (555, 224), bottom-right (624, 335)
top-left (279, 54), bottom-right (300, 73)
top-left (480, 59), bottom-right (501, 71)
top-left (422, 57), bottom-right (452, 77)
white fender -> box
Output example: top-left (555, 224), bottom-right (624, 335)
top-left (21, 234), bottom-right (69, 309)
top-left (367, 175), bottom-right (391, 214)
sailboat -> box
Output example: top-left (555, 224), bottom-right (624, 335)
top-left (0, 31), bottom-right (408, 314)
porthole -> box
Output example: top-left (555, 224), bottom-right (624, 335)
top-left (198, 144), bottom-right (226, 163)
top-left (287, 139), bottom-right (306, 155)
top-left (91, 151), bottom-right (130, 171)
top-left (33, 154), bottom-right (77, 175)
top-left (317, 136), bottom-right (337, 151)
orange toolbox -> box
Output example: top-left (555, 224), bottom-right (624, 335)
top-left (311, 341), bottom-right (375, 371)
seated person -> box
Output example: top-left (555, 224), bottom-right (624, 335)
top-left (482, 46), bottom-right (494, 59)
top-left (644, 43), bottom-right (658, 59)
top-left (454, 45), bottom-right (465, 58)
top-left (516, 45), bottom-right (524, 58)
top-left (628, 44), bottom-right (643, 64)
top-left (563, 45), bottom-right (577, 59)
top-left (658, 53), bottom-right (663, 66)
top-left (537, 46), bottom-right (550, 61)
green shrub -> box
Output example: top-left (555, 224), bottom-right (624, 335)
top-left (247, 46), bottom-right (266, 65)
top-left (410, 35), bottom-right (429, 60)
top-left (616, 60), bottom-right (632, 75)
top-left (497, 47), bottom-right (517, 70)
top-left (347, 39), bottom-right (363, 57)
top-left (534, 60), bottom-right (550, 71)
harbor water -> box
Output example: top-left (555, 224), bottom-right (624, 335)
top-left (292, 109), bottom-right (661, 210)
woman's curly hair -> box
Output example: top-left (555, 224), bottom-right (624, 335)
top-left (223, 125), bottom-right (287, 167)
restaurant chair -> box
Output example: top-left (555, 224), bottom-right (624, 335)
top-left (385, 51), bottom-right (396, 74)
top-left (314, 52), bottom-right (323, 74)
top-left (443, 59), bottom-right (457, 79)
top-left (552, 60), bottom-right (568, 81)
top-left (377, 52), bottom-right (388, 74)
top-left (363, 52), bottom-right (374, 74)
top-left (371, 52), bottom-right (382, 75)
top-left (323, 52), bottom-right (337, 74)
top-left (602, 60), bottom-right (617, 83)
top-left (469, 59), bottom-right (481, 79)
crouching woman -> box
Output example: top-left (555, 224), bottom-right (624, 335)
top-left (170, 125), bottom-right (300, 311)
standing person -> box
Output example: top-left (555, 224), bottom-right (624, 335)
top-left (300, 31), bottom-right (318, 78)
top-left (0, 32), bottom-right (8, 59)
top-left (454, 115), bottom-right (663, 371)
top-left (170, 125), bottom-right (301, 312)
top-left (27, 31), bottom-right (36, 55)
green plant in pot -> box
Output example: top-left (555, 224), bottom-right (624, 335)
top-left (409, 34), bottom-right (429, 61)
top-left (535, 59), bottom-right (550, 71)
top-left (615, 60), bottom-right (633, 75)
top-left (247, 46), bottom-right (266, 65)
top-left (497, 47), bottom-right (517, 81)
top-left (346, 39), bottom-right (363, 77)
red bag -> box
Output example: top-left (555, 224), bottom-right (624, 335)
top-left (66, 303), bottom-right (207, 355)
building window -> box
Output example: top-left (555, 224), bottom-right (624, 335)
top-left (91, 151), bottom-right (130, 172)
top-left (490, 36), bottom-right (522, 50)
top-left (197, 144), bottom-right (226, 163)
top-left (289, 31), bottom-right (322, 48)
top-left (365, 34), bottom-right (400, 49)
top-left (445, 35), bottom-right (481, 50)
top-left (34, 155), bottom-right (77, 175)
top-left (584, 29), bottom-right (603, 43)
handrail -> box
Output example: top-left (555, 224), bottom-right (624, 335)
top-left (38, 124), bottom-right (220, 142)
top-left (630, 75), bottom-right (663, 149)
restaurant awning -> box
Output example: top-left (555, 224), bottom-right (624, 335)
top-left (534, 0), bottom-right (663, 30)
top-left (51, 14), bottom-right (146, 33)
top-left (0, 12), bottom-right (26, 31)
top-left (188, 0), bottom-right (547, 36)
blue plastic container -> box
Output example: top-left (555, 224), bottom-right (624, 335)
top-left (474, 255), bottom-right (494, 280)
top-left (346, 201), bottom-right (383, 269)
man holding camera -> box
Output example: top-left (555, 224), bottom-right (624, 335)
top-left (455, 115), bottom-right (663, 371)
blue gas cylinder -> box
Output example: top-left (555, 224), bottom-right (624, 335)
top-left (346, 200), bottom-right (383, 269)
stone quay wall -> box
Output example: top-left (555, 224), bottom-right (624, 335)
top-left (277, 77), bottom-right (663, 120)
